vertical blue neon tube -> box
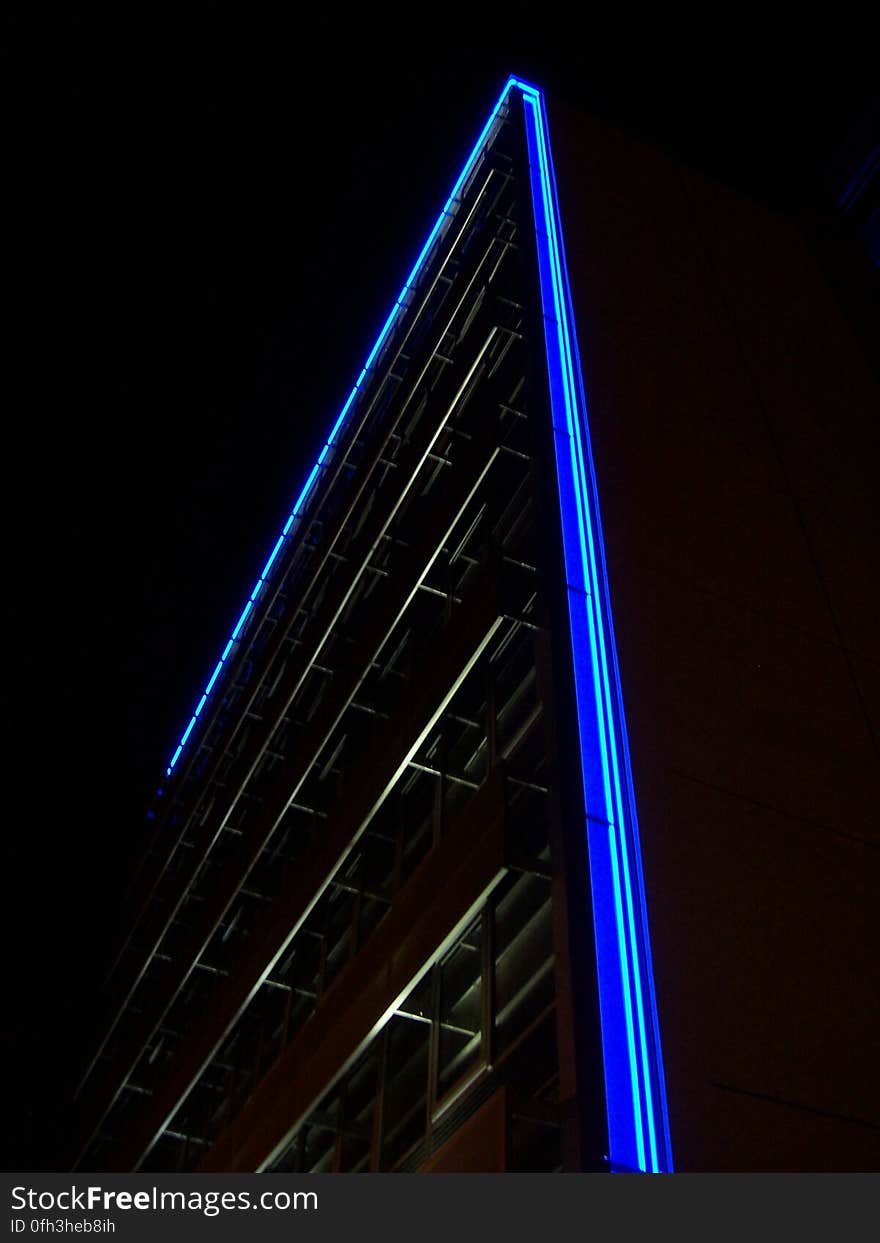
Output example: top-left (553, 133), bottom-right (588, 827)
top-left (518, 79), bottom-right (672, 1173)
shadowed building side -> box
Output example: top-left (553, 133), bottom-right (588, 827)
top-left (551, 100), bottom-right (880, 1171)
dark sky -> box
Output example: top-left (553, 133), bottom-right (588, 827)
top-left (2, 6), bottom-right (875, 1168)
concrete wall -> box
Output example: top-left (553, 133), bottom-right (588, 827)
top-left (551, 103), bottom-right (880, 1171)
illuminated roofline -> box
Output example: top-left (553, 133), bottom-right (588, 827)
top-left (163, 76), bottom-right (522, 779)
top-left (159, 75), bottom-right (672, 1172)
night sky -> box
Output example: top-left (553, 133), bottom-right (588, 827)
top-left (2, 7), bottom-right (875, 1169)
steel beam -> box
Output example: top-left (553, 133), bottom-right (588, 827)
top-left (79, 317), bottom-right (514, 1103)
top-left (70, 562), bottom-right (508, 1169)
top-left (108, 161), bottom-right (515, 982)
top-left (199, 767), bottom-right (510, 1173)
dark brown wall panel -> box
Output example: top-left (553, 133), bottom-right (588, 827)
top-left (550, 102), bottom-right (880, 1170)
top-left (420, 1088), bottom-right (508, 1173)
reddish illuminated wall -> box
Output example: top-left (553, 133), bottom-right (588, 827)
top-left (551, 103), bottom-right (880, 1171)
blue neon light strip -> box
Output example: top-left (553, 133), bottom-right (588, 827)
top-left (163, 79), bottom-right (518, 779)
top-left (159, 74), bottom-right (672, 1172)
top-left (519, 80), bottom-right (672, 1172)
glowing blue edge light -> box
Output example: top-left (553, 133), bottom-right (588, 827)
top-left (519, 81), bottom-right (672, 1172)
top-left (157, 74), bottom-right (673, 1173)
top-left (163, 77), bottom-right (521, 780)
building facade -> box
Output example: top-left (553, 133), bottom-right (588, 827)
top-left (69, 77), bottom-right (879, 1174)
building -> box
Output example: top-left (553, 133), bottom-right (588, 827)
top-left (68, 77), bottom-right (879, 1174)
